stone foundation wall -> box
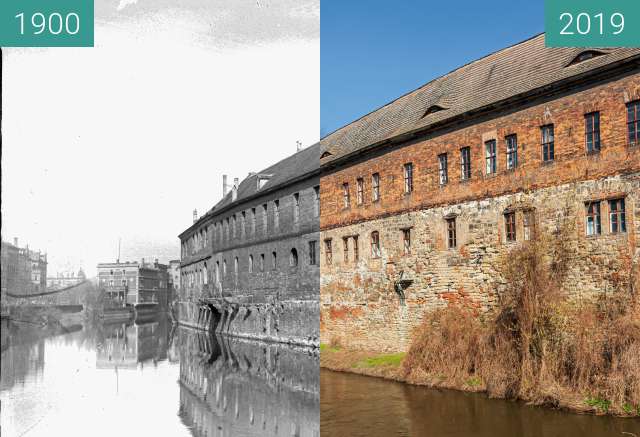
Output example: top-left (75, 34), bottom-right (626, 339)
top-left (320, 174), bottom-right (639, 352)
top-left (178, 297), bottom-right (319, 347)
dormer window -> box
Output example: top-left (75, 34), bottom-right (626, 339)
top-left (321, 151), bottom-right (333, 159)
top-left (256, 174), bottom-right (272, 190)
top-left (567, 50), bottom-right (605, 67)
top-left (422, 105), bottom-right (446, 118)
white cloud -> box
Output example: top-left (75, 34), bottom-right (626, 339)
top-left (116, 0), bottom-right (138, 11)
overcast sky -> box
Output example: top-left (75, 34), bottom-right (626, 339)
top-left (1, 0), bottom-right (319, 276)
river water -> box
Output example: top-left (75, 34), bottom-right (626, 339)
top-left (0, 315), bottom-right (319, 437)
top-left (320, 370), bottom-right (639, 437)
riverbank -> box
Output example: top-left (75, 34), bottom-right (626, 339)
top-left (320, 343), bottom-right (639, 417)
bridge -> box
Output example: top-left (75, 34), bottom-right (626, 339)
top-left (2, 280), bottom-right (92, 316)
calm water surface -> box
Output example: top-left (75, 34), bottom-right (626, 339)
top-left (321, 370), bottom-right (640, 437)
top-left (1, 315), bottom-right (319, 437)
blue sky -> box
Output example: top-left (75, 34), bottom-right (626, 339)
top-left (321, 0), bottom-right (543, 137)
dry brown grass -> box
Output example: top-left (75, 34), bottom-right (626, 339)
top-left (403, 211), bottom-right (640, 416)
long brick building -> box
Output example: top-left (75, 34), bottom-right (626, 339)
top-left (178, 144), bottom-right (320, 346)
top-left (319, 35), bottom-right (640, 352)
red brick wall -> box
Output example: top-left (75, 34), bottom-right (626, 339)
top-left (321, 74), bottom-right (640, 231)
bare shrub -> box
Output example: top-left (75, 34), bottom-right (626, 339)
top-left (403, 208), bottom-right (640, 415)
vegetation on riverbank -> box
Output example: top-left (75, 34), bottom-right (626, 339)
top-left (322, 215), bottom-right (640, 417)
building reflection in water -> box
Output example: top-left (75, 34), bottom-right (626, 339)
top-left (176, 327), bottom-right (320, 437)
top-left (0, 337), bottom-right (45, 391)
top-left (96, 315), bottom-right (170, 370)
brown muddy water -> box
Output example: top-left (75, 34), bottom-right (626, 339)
top-left (320, 369), bottom-right (640, 437)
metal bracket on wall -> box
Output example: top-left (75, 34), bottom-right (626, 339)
top-left (393, 270), bottom-right (413, 306)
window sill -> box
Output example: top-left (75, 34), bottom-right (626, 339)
top-left (541, 160), bottom-right (555, 166)
top-left (586, 149), bottom-right (601, 156)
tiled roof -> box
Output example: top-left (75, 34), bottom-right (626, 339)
top-left (320, 33), bottom-right (640, 165)
top-left (183, 142), bottom-right (320, 234)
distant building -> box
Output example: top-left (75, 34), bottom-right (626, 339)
top-left (46, 269), bottom-right (86, 290)
top-left (97, 259), bottom-right (170, 309)
top-left (168, 259), bottom-right (181, 304)
top-left (1, 238), bottom-right (47, 296)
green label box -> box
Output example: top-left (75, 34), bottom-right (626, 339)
top-left (546, 0), bottom-right (640, 47)
top-left (0, 0), bottom-right (93, 47)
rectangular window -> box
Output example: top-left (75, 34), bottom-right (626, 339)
top-left (523, 210), bottom-right (535, 241)
top-left (324, 239), bottom-right (332, 265)
top-left (262, 204), bottom-right (268, 233)
top-left (251, 208), bottom-right (256, 235)
top-left (446, 217), bottom-right (457, 248)
top-left (506, 135), bottom-right (518, 170)
top-left (372, 173), bottom-right (380, 202)
top-left (356, 178), bottom-right (364, 205)
top-left (294, 193), bottom-right (300, 222)
top-left (353, 236), bottom-right (359, 262)
top-left (585, 201), bottom-right (602, 236)
top-left (371, 232), bottom-right (381, 258)
top-left (232, 215), bottom-right (237, 239)
top-left (274, 200), bottom-right (280, 229)
top-left (485, 140), bottom-right (497, 175)
top-left (342, 183), bottom-right (350, 208)
top-left (541, 124), bottom-right (555, 162)
top-left (241, 211), bottom-right (246, 238)
top-left (460, 147), bottom-right (471, 180)
top-left (628, 100), bottom-right (640, 145)
top-left (438, 153), bottom-right (448, 185)
top-left (609, 198), bottom-right (626, 233)
top-left (403, 163), bottom-right (413, 194)
top-left (505, 212), bottom-right (516, 242)
top-left (314, 186), bottom-right (320, 217)
top-left (402, 228), bottom-right (411, 255)
top-left (309, 241), bottom-right (317, 265)
top-left (343, 237), bottom-right (349, 263)
top-left (585, 112), bottom-right (601, 153)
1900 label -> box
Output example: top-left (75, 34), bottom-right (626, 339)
top-left (0, 0), bottom-right (93, 47)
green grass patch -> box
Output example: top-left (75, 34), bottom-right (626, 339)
top-left (353, 352), bottom-right (406, 368)
top-left (585, 397), bottom-right (611, 413)
top-left (466, 377), bottom-right (482, 387)
top-left (320, 343), bottom-right (341, 353)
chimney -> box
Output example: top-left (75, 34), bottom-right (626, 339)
top-left (141, 258), bottom-right (145, 266)
top-left (223, 174), bottom-right (228, 197)
top-left (296, 140), bottom-right (302, 152)
top-left (232, 177), bottom-right (239, 201)
top-left (193, 209), bottom-right (198, 223)
top-left (13, 237), bottom-right (18, 247)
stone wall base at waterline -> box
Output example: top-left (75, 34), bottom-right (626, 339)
top-left (176, 299), bottom-right (319, 347)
